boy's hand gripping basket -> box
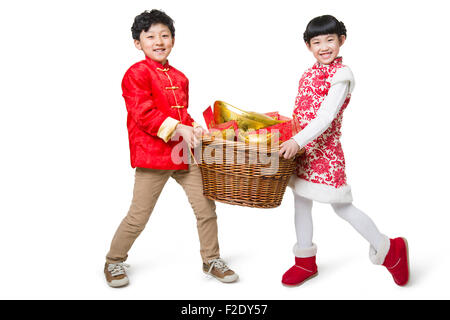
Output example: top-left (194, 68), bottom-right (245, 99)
top-left (197, 136), bottom-right (304, 208)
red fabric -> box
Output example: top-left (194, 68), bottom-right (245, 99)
top-left (211, 120), bottom-right (238, 131)
top-left (281, 256), bottom-right (318, 286)
top-left (122, 57), bottom-right (196, 170)
top-left (382, 238), bottom-right (410, 286)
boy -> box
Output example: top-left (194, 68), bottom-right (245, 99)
top-left (104, 9), bottom-right (238, 287)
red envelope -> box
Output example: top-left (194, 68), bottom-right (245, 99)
top-left (203, 106), bottom-right (215, 129)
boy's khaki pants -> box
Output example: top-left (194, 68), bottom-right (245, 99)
top-left (106, 165), bottom-right (219, 264)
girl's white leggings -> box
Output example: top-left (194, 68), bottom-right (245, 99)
top-left (293, 191), bottom-right (387, 254)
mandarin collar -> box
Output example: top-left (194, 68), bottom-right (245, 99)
top-left (312, 56), bottom-right (343, 71)
top-left (145, 56), bottom-right (171, 70)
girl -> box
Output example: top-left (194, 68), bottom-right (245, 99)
top-left (278, 15), bottom-right (409, 287)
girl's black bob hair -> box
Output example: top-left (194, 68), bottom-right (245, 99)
top-left (131, 9), bottom-right (175, 40)
top-left (303, 15), bottom-right (346, 43)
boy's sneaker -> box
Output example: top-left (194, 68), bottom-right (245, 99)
top-left (104, 262), bottom-right (130, 288)
top-left (203, 258), bottom-right (239, 283)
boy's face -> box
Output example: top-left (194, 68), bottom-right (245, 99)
top-left (306, 34), bottom-right (345, 65)
top-left (134, 23), bottom-right (174, 64)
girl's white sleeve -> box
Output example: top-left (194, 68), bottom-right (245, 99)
top-left (292, 67), bottom-right (355, 148)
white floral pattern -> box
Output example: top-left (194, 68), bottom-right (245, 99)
top-left (293, 57), bottom-right (350, 188)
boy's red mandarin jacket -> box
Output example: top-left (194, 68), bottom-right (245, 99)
top-left (122, 56), bottom-right (197, 170)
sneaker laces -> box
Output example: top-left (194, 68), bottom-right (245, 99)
top-left (207, 258), bottom-right (230, 274)
top-left (107, 263), bottom-right (130, 277)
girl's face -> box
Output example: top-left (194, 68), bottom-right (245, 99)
top-left (307, 34), bottom-right (345, 65)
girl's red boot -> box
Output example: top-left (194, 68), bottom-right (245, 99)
top-left (282, 256), bottom-right (318, 286)
top-left (282, 244), bottom-right (318, 286)
top-left (382, 237), bottom-right (410, 286)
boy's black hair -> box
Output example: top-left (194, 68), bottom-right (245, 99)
top-left (303, 15), bottom-right (346, 44)
top-left (131, 9), bottom-right (175, 40)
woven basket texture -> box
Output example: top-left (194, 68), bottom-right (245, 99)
top-left (197, 137), bottom-right (303, 208)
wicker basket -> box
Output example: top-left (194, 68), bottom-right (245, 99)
top-left (197, 137), bottom-right (304, 208)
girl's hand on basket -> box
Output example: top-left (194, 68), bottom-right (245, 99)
top-left (279, 139), bottom-right (300, 159)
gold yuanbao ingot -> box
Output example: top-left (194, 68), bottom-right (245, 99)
top-left (237, 130), bottom-right (280, 146)
top-left (213, 101), bottom-right (284, 131)
top-left (210, 128), bottom-right (236, 141)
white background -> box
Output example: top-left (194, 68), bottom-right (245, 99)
top-left (0, 0), bottom-right (449, 300)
